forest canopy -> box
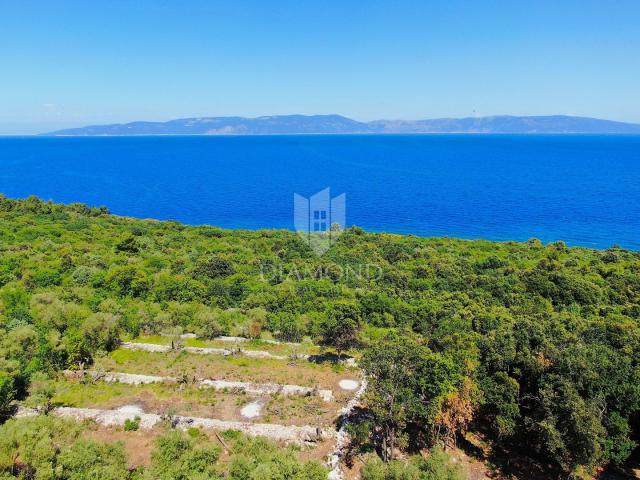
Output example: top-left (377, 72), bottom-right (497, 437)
top-left (0, 194), bottom-right (639, 477)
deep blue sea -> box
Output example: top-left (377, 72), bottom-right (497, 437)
top-left (1, 135), bottom-right (639, 250)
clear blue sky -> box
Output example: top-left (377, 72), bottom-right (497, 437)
top-left (1, 0), bottom-right (639, 134)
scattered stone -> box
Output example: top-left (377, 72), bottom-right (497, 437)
top-left (160, 332), bottom-right (198, 339)
top-left (215, 335), bottom-right (302, 347)
top-left (104, 372), bottom-right (175, 385)
top-left (121, 342), bottom-right (169, 353)
top-left (240, 401), bottom-right (262, 419)
top-left (184, 346), bottom-right (232, 355)
top-left (115, 404), bottom-right (145, 415)
top-left (68, 370), bottom-right (334, 402)
top-left (338, 379), bottom-right (359, 391)
top-left (217, 336), bottom-right (249, 342)
top-left (19, 406), bottom-right (333, 444)
top-left (200, 378), bottom-right (333, 402)
top-left (121, 342), bottom-right (291, 361)
top-left (328, 378), bottom-right (368, 479)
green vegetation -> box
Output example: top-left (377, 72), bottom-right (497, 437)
top-left (0, 416), bottom-right (128, 480)
top-left (360, 331), bottom-right (474, 462)
top-left (124, 416), bottom-right (141, 431)
top-left (0, 415), bottom-right (326, 479)
top-left (40, 375), bottom-right (334, 426)
top-left (361, 447), bottom-right (463, 480)
top-left (1, 195), bottom-right (639, 477)
top-left (130, 334), bottom-right (322, 356)
top-left (145, 429), bottom-right (221, 479)
top-left (224, 433), bottom-right (327, 480)
top-left (96, 348), bottom-right (349, 392)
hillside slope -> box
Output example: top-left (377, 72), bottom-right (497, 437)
top-left (43, 114), bottom-right (640, 135)
top-left (0, 195), bottom-right (639, 478)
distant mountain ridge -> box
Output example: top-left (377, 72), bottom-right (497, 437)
top-left (43, 114), bottom-right (640, 136)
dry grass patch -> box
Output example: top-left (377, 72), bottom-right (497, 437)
top-left (96, 348), bottom-right (357, 396)
top-left (46, 376), bottom-right (343, 426)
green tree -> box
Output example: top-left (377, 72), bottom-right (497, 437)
top-left (193, 256), bottom-right (234, 279)
top-left (26, 372), bottom-right (57, 414)
top-left (318, 301), bottom-right (362, 355)
top-left (361, 331), bottom-right (465, 461)
top-left (80, 312), bottom-right (120, 353)
top-left (0, 375), bottom-right (15, 422)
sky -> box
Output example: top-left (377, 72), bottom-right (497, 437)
top-left (1, 0), bottom-right (639, 134)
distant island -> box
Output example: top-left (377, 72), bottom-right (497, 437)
top-left (42, 114), bottom-right (640, 136)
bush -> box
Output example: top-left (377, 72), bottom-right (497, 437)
top-left (226, 435), bottom-right (326, 480)
top-left (58, 440), bottom-right (129, 480)
top-left (268, 312), bottom-right (306, 342)
top-left (145, 430), bottom-right (221, 480)
top-left (361, 448), bottom-right (463, 480)
top-left (0, 416), bottom-right (82, 477)
top-left (124, 416), bottom-right (141, 431)
top-left (194, 256), bottom-right (234, 279)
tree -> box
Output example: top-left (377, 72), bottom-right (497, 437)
top-left (478, 371), bottom-right (520, 439)
top-left (361, 331), bottom-right (465, 461)
top-left (268, 312), bottom-right (305, 343)
top-left (152, 274), bottom-right (206, 303)
top-left (115, 236), bottom-right (140, 254)
top-left (26, 372), bottom-right (57, 414)
top-left (192, 309), bottom-right (223, 339)
top-left (318, 301), bottom-right (362, 355)
top-left (0, 375), bottom-right (15, 422)
top-left (245, 308), bottom-right (267, 339)
top-left (104, 266), bottom-right (149, 297)
top-left (226, 435), bottom-right (326, 480)
top-left (535, 377), bottom-right (606, 471)
top-left (194, 256), bottom-right (234, 279)
top-left (433, 378), bottom-right (476, 448)
top-left (80, 312), bottom-right (121, 353)
top-left (0, 287), bottom-right (30, 323)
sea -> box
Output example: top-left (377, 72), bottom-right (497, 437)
top-left (1, 134), bottom-right (639, 250)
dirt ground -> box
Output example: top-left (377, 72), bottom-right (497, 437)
top-left (82, 423), bottom-right (335, 469)
top-left (82, 425), bottom-right (162, 468)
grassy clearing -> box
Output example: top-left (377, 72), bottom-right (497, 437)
top-left (43, 345), bottom-right (362, 432)
top-left (263, 394), bottom-right (332, 425)
top-left (97, 348), bottom-right (358, 394)
top-left (42, 377), bottom-right (337, 426)
top-left (130, 335), bottom-right (322, 356)
top-left (49, 378), bottom-right (226, 415)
